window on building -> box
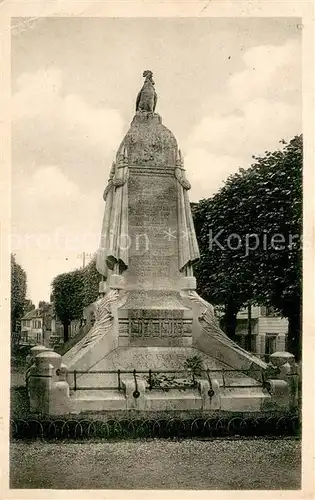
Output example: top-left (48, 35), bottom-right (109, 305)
top-left (265, 334), bottom-right (277, 356)
top-left (21, 332), bottom-right (28, 342)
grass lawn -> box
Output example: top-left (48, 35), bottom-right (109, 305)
top-left (10, 438), bottom-right (300, 490)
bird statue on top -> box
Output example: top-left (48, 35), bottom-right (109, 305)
top-left (136, 70), bottom-right (157, 113)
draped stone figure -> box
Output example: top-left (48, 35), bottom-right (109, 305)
top-left (175, 149), bottom-right (200, 275)
top-left (96, 146), bottom-right (129, 277)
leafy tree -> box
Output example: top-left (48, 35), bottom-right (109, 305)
top-left (38, 300), bottom-right (50, 310)
top-left (38, 301), bottom-right (53, 332)
top-left (24, 298), bottom-right (35, 313)
top-left (192, 197), bottom-right (254, 341)
top-left (51, 255), bottom-right (102, 341)
top-left (193, 135), bottom-right (302, 358)
top-left (11, 254), bottom-right (27, 332)
top-left (248, 135), bottom-right (302, 358)
top-left (51, 270), bottom-right (84, 342)
top-left (82, 255), bottom-right (101, 308)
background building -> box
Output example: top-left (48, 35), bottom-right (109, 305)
top-left (21, 309), bottom-right (45, 345)
top-left (234, 306), bottom-right (287, 358)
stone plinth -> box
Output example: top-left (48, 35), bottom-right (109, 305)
top-left (28, 351), bottom-right (71, 415)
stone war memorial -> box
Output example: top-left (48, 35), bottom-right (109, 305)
top-left (27, 71), bottom-right (299, 416)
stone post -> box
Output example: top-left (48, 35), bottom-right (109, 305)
top-left (26, 344), bottom-right (52, 367)
top-left (51, 362), bottom-right (71, 415)
top-left (26, 345), bottom-right (53, 399)
top-left (121, 376), bottom-right (146, 410)
top-left (198, 379), bottom-right (211, 410)
top-left (198, 377), bottom-right (220, 410)
top-left (28, 350), bottom-right (71, 415)
top-left (264, 351), bottom-right (299, 411)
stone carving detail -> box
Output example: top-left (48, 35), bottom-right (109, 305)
top-left (175, 149), bottom-right (191, 190)
top-left (79, 289), bottom-right (119, 350)
top-left (102, 153), bottom-right (129, 202)
top-left (126, 309), bottom-right (192, 338)
top-left (176, 148), bottom-right (200, 272)
top-left (62, 289), bottom-right (119, 366)
top-left (96, 146), bottom-right (129, 276)
top-left (136, 70), bottom-right (157, 113)
top-left (113, 151), bottom-right (129, 187)
top-left (184, 290), bottom-right (267, 367)
top-left (103, 162), bottom-right (115, 201)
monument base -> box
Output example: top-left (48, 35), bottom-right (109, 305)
top-left (26, 289), bottom-right (298, 415)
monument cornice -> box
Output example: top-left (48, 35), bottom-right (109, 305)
top-left (128, 164), bottom-right (176, 176)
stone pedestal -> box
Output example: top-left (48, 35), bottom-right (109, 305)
top-left (263, 351), bottom-right (299, 411)
top-left (28, 351), bottom-right (71, 415)
top-left (26, 344), bottom-right (52, 367)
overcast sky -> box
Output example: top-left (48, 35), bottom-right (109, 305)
top-left (11, 17), bottom-right (302, 305)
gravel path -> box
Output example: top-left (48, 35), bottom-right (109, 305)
top-left (10, 438), bottom-right (300, 490)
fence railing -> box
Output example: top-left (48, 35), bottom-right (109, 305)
top-left (10, 414), bottom-right (300, 440)
top-left (67, 368), bottom-right (264, 392)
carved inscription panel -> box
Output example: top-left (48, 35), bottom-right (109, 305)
top-left (127, 309), bottom-right (192, 338)
top-left (126, 172), bottom-right (180, 289)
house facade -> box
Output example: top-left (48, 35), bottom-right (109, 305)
top-left (20, 304), bottom-right (84, 347)
top-left (50, 317), bottom-right (82, 346)
top-left (21, 305), bottom-right (54, 347)
top-left (233, 306), bottom-right (288, 357)
top-left (21, 309), bottom-right (45, 345)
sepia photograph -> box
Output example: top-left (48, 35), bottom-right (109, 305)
top-left (8, 13), bottom-right (306, 492)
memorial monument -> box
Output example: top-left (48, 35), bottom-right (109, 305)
top-left (27, 72), bottom-right (298, 415)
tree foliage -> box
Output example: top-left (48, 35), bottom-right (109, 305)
top-left (82, 255), bottom-right (101, 308)
top-left (24, 299), bottom-right (35, 313)
top-left (51, 256), bottom-right (101, 340)
top-left (193, 135), bottom-right (302, 358)
top-left (38, 301), bottom-right (53, 332)
top-left (11, 254), bottom-right (27, 332)
top-left (51, 270), bottom-right (84, 342)
top-left (38, 300), bottom-right (50, 310)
